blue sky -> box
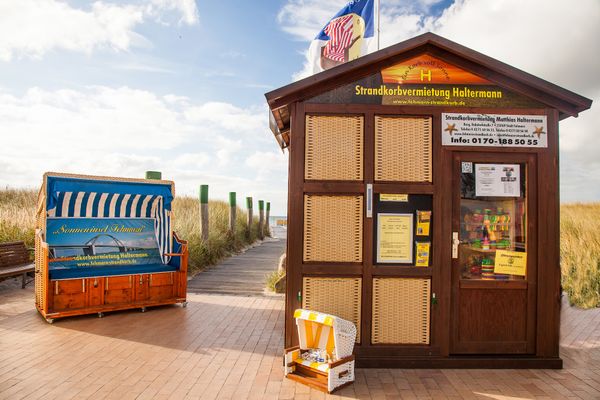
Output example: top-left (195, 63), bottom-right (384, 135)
top-left (0, 0), bottom-right (599, 215)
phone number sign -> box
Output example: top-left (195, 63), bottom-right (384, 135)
top-left (441, 113), bottom-right (547, 148)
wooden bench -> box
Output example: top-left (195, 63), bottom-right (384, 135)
top-left (0, 241), bottom-right (35, 288)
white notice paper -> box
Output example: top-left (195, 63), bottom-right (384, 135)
top-left (442, 113), bottom-right (548, 148)
top-left (475, 164), bottom-right (520, 197)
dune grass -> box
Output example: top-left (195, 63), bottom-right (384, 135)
top-left (560, 203), bottom-right (600, 308)
top-left (0, 188), bottom-right (265, 274)
top-left (0, 188), bottom-right (37, 248)
top-left (1, 188), bottom-right (598, 306)
top-left (172, 196), bottom-right (264, 274)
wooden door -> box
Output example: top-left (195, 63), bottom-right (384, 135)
top-left (450, 152), bottom-right (537, 354)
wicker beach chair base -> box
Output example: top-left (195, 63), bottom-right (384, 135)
top-left (284, 309), bottom-right (357, 393)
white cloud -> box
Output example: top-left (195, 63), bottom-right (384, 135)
top-left (246, 151), bottom-right (287, 179)
top-left (384, 0), bottom-right (445, 14)
top-left (378, 13), bottom-right (430, 49)
top-left (282, 1), bottom-right (432, 80)
top-left (147, 0), bottom-right (199, 26)
top-left (0, 0), bottom-right (199, 61)
top-left (215, 136), bottom-right (243, 167)
top-left (430, 0), bottom-right (600, 94)
top-left (112, 62), bottom-right (176, 74)
top-left (184, 102), bottom-right (266, 136)
top-left (277, 0), bottom-right (443, 42)
top-left (279, 0), bottom-right (600, 202)
top-left (0, 85), bottom-right (289, 214)
top-left (277, 0), bottom-right (346, 41)
top-left (173, 152), bottom-right (211, 168)
top-left (428, 0), bottom-right (600, 202)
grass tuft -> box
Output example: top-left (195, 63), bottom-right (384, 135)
top-left (265, 269), bottom-right (285, 293)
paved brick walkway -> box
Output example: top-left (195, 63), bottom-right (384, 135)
top-left (1, 278), bottom-right (599, 399)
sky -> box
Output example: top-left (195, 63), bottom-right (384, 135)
top-left (0, 0), bottom-right (598, 216)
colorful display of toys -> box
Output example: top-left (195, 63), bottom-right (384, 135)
top-left (462, 207), bottom-right (519, 280)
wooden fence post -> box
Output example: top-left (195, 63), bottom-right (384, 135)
top-left (200, 185), bottom-right (209, 242)
top-left (229, 192), bottom-right (236, 235)
top-left (246, 197), bottom-right (253, 238)
top-left (266, 202), bottom-right (271, 236)
top-left (258, 200), bottom-right (265, 240)
top-left (145, 171), bottom-right (162, 180)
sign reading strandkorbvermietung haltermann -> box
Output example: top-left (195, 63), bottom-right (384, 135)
top-left (442, 113), bottom-right (548, 148)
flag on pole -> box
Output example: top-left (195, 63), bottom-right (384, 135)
top-left (307, 0), bottom-right (376, 74)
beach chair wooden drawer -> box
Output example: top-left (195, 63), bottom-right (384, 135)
top-left (149, 272), bottom-right (174, 287)
top-left (104, 276), bottom-right (133, 305)
top-left (148, 272), bottom-right (175, 301)
top-left (105, 276), bottom-right (133, 290)
top-left (51, 279), bottom-right (86, 310)
top-left (54, 279), bottom-right (85, 295)
top-left (148, 285), bottom-right (174, 301)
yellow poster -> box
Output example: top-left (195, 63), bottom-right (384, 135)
top-left (416, 210), bottom-right (431, 236)
top-left (377, 213), bottom-right (413, 263)
top-left (494, 250), bottom-right (527, 276)
top-left (380, 194), bottom-right (408, 202)
top-left (415, 242), bottom-right (431, 267)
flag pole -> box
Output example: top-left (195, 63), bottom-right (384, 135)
top-left (376, 0), bottom-right (381, 50)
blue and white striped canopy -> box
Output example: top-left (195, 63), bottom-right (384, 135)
top-left (45, 175), bottom-right (173, 263)
top-left (47, 192), bottom-right (163, 219)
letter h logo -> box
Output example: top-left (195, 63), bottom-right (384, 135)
top-left (420, 69), bottom-right (432, 82)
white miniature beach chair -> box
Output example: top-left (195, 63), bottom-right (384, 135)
top-left (284, 309), bottom-right (356, 393)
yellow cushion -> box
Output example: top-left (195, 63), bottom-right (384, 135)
top-left (294, 359), bottom-right (330, 373)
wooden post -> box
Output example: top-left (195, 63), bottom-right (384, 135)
top-left (266, 202), bottom-right (271, 237)
top-left (229, 192), bottom-right (236, 235)
top-left (258, 200), bottom-right (265, 240)
top-left (145, 171), bottom-right (162, 180)
top-left (246, 197), bottom-right (253, 237)
top-left (200, 185), bottom-right (209, 242)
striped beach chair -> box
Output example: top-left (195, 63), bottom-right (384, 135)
top-left (35, 172), bottom-right (188, 323)
top-left (284, 309), bottom-right (356, 393)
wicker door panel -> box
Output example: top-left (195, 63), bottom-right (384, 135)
top-left (372, 278), bottom-right (431, 344)
top-left (303, 277), bottom-right (362, 341)
top-left (35, 200), bottom-right (46, 312)
top-left (305, 115), bottom-right (364, 181)
top-left (375, 116), bottom-right (432, 182)
top-left (303, 195), bottom-right (363, 263)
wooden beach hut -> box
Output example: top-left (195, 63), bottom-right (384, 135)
top-left (265, 33), bottom-right (592, 368)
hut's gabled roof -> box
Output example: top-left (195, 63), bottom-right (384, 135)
top-left (265, 32), bottom-right (592, 149)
